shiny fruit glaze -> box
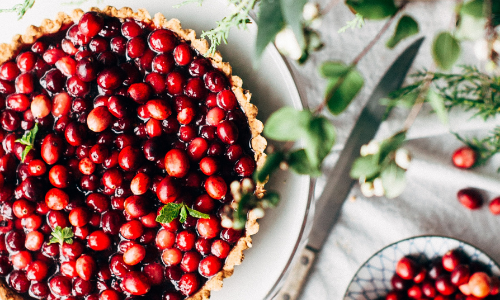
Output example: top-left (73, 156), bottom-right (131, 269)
top-left (0, 11), bottom-right (256, 299)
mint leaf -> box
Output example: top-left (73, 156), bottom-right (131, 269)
top-left (49, 226), bottom-right (74, 246)
top-left (345, 0), bottom-right (398, 20)
top-left (179, 206), bottom-right (188, 223)
top-left (156, 203), bottom-right (183, 224)
top-left (255, 0), bottom-right (285, 62)
top-left (350, 155), bottom-right (381, 179)
top-left (303, 116), bottom-right (336, 168)
top-left (324, 67), bottom-right (364, 115)
top-left (186, 207), bottom-right (210, 219)
top-left (15, 123), bottom-right (39, 162)
top-left (287, 149), bottom-right (322, 176)
top-left (263, 107), bottom-right (312, 141)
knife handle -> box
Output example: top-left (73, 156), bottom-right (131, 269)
top-left (274, 246), bottom-right (317, 300)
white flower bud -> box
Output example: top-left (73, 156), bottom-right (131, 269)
top-left (360, 181), bottom-right (374, 197)
top-left (242, 178), bottom-right (254, 194)
top-left (274, 27), bottom-right (303, 60)
top-left (221, 218), bottom-right (234, 228)
top-left (360, 145), bottom-right (369, 156)
top-left (365, 140), bottom-right (380, 155)
top-left (493, 40), bottom-right (500, 53)
top-left (230, 181), bottom-right (241, 201)
top-left (486, 60), bottom-right (498, 73)
top-left (373, 177), bottom-right (385, 197)
top-left (395, 148), bottom-right (411, 169)
top-left (310, 18), bottom-right (322, 30)
top-left (252, 207), bottom-right (265, 219)
top-left (280, 161), bottom-right (289, 170)
top-left (302, 3), bottom-right (319, 21)
top-left (474, 39), bottom-right (489, 61)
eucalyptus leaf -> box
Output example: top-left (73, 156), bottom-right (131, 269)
top-left (254, 151), bottom-right (285, 183)
top-left (280, 0), bottom-right (307, 50)
top-left (461, 0), bottom-right (484, 18)
top-left (255, 0), bottom-right (285, 62)
top-left (350, 155), bottom-right (381, 179)
top-left (303, 116), bottom-right (336, 167)
top-left (320, 61), bottom-right (351, 78)
top-left (427, 88), bottom-right (448, 125)
top-left (386, 15), bottom-right (419, 49)
top-left (288, 149), bottom-right (322, 176)
top-left (325, 68), bottom-right (364, 115)
top-left (380, 162), bottom-right (406, 198)
top-left (345, 0), bottom-right (398, 20)
top-left (263, 107), bottom-right (312, 141)
top-left (432, 32), bottom-right (461, 70)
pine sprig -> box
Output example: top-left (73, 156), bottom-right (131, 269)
top-left (49, 226), bottom-right (74, 246)
top-left (200, 0), bottom-right (257, 55)
top-left (0, 0), bottom-right (35, 20)
top-left (338, 13), bottom-right (365, 33)
top-left (454, 127), bottom-right (500, 168)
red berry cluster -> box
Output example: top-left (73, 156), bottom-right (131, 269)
top-left (387, 249), bottom-right (500, 300)
top-left (0, 10), bottom-right (256, 299)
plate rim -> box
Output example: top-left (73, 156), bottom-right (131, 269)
top-left (343, 234), bottom-right (500, 299)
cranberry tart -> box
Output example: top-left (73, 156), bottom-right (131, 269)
top-left (0, 6), bottom-right (267, 300)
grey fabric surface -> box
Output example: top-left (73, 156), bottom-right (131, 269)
top-left (289, 1), bottom-right (500, 299)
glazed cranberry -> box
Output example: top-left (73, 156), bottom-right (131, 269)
top-left (124, 195), bottom-right (149, 218)
top-left (451, 264), bottom-right (470, 286)
top-left (102, 168), bottom-right (123, 190)
top-left (156, 176), bottom-right (181, 204)
top-left (165, 149), bottom-right (190, 178)
top-left (127, 37), bottom-right (147, 59)
top-left (123, 271), bottom-right (151, 295)
top-left (225, 145), bottom-right (242, 162)
top-left (79, 12), bottom-right (105, 38)
top-left (41, 241), bottom-right (59, 257)
top-left (110, 36), bottom-right (127, 55)
top-left (73, 277), bottom-right (93, 296)
top-left (196, 216), bottom-right (221, 239)
top-left (119, 146), bottom-right (142, 171)
top-left (130, 173), bottom-right (150, 195)
top-left (178, 273), bottom-right (200, 296)
top-left (123, 244), bottom-right (146, 266)
top-left (235, 155), bottom-right (256, 177)
top-left (66, 75), bottom-right (90, 97)
top-left (68, 207), bottom-right (90, 227)
top-left (86, 193), bottom-right (110, 213)
top-left (61, 261), bottom-right (78, 277)
top-left (162, 248), bottom-right (182, 266)
top-left (49, 165), bottom-right (70, 188)
top-left (55, 56), bottom-right (77, 76)
top-left (200, 126), bottom-right (217, 142)
top-left (435, 274), bottom-right (457, 295)
top-left (79, 157), bottom-right (96, 175)
top-left (145, 72), bottom-right (166, 94)
top-left (166, 71), bottom-right (186, 95)
top-left (161, 115), bottom-right (180, 134)
top-left (156, 229), bottom-right (176, 250)
top-left (26, 260), bottom-right (49, 281)
top-left (15, 72), bottom-right (35, 94)
top-left (187, 137), bottom-right (208, 161)
top-left (179, 125), bottom-right (196, 142)
top-left (97, 67), bottom-right (123, 90)
top-left (7, 94), bottom-right (30, 112)
top-left (106, 95), bottom-right (127, 118)
top-left (128, 82), bottom-right (152, 104)
top-left (109, 254), bottom-right (132, 278)
top-left (47, 210), bottom-right (69, 229)
top-left (192, 194), bottom-right (215, 214)
top-left (216, 89), bottom-right (237, 110)
top-left (25, 230), bottom-right (44, 251)
top-left (457, 188), bottom-right (483, 210)
top-left (11, 250), bottom-right (32, 269)
top-left (89, 144), bottom-right (108, 164)
top-left (120, 61), bottom-right (141, 85)
top-left (0, 79), bottom-right (15, 95)
top-left (152, 53), bottom-right (175, 74)
top-left (88, 230), bottom-right (111, 251)
top-left (87, 106), bottom-right (113, 132)
top-left (120, 220), bottom-right (144, 240)
top-left (176, 230), bottom-right (196, 251)
top-left (13, 199), bottom-right (35, 218)
top-left (61, 38), bottom-right (79, 55)
top-left (396, 257), bottom-right (420, 280)
top-left (145, 99), bottom-right (171, 121)
top-left (469, 272), bottom-right (492, 298)
top-left (62, 240), bottom-right (84, 260)
top-left (76, 59), bottom-right (98, 82)
top-left (206, 107), bottom-right (225, 126)
top-left (100, 289), bottom-right (121, 300)
top-left (43, 48), bottom-right (67, 65)
top-left (204, 175), bottom-right (227, 200)
top-left (0, 61), bottom-right (20, 80)
top-left (205, 70), bottom-right (227, 93)
top-left (148, 29), bottom-right (177, 53)
top-left (198, 255), bottom-right (222, 278)
top-left (9, 270), bottom-right (30, 293)
top-left (121, 21), bottom-right (143, 38)
top-left (217, 120), bottom-right (239, 144)
top-left (45, 188), bottom-right (69, 210)
top-left (442, 249), bottom-right (462, 272)
top-left (0, 110), bottom-right (20, 131)
top-left (75, 254), bottom-right (96, 281)
top-left (41, 133), bottom-right (64, 165)
top-left (41, 68), bottom-right (66, 93)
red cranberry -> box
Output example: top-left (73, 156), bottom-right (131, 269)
top-left (435, 274), bottom-right (457, 295)
top-left (119, 146), bottom-right (142, 171)
top-left (25, 231), bottom-right (44, 251)
top-left (122, 21), bottom-right (143, 38)
top-left (76, 254), bottom-right (96, 281)
top-left (149, 29), bottom-right (177, 53)
top-left (204, 175), bottom-right (227, 200)
top-left (55, 56), bottom-right (77, 76)
top-left (457, 188), bottom-right (483, 210)
top-left (162, 248), bottom-right (182, 266)
top-left (189, 58), bottom-right (211, 77)
top-left (166, 71), bottom-right (186, 95)
top-left (396, 257), bottom-right (419, 280)
top-left (41, 68), bottom-right (66, 93)
top-left (205, 70), bottom-right (227, 93)
top-left (76, 59), bottom-right (98, 82)
top-left (143, 262), bottom-right (164, 285)
top-left (178, 273), bottom-right (200, 296)
top-left (145, 72), bottom-right (166, 94)
top-left (123, 244), bottom-right (146, 265)
top-left (165, 149), bottom-right (190, 178)
top-left (123, 271), bottom-right (151, 295)
top-left (442, 249), bottom-right (462, 271)
top-left (489, 197), bottom-right (500, 215)
top-left (120, 220), bottom-right (144, 240)
top-left (235, 155), bottom-right (256, 177)
top-left (79, 12), bottom-right (105, 38)
top-left (87, 106), bottom-right (113, 132)
top-left (0, 61), bottom-right (20, 80)
top-left (50, 275), bottom-right (72, 296)
top-left (9, 270), bottom-right (30, 293)
top-left (26, 260), bottom-right (49, 281)
top-left (49, 165), bottom-right (70, 188)
top-left (127, 37), bottom-right (147, 59)
top-left (451, 264), bottom-right (470, 286)
top-left (0, 110), bottom-right (20, 131)
top-left (152, 53), bottom-right (175, 74)
top-left (110, 36), bottom-right (127, 55)
top-left (97, 67), bottom-right (123, 90)
top-left (217, 120), bottom-right (239, 144)
top-left (88, 230), bottom-right (111, 251)
top-left (197, 216), bottom-right (221, 239)
top-left (211, 239), bottom-right (230, 259)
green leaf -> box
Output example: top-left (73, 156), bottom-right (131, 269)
top-left (432, 32), bottom-right (461, 70)
top-left (255, 0), bottom-right (285, 62)
top-left (461, 0), bottom-right (484, 18)
top-left (254, 151), bottom-right (284, 183)
top-left (345, 0), bottom-right (398, 20)
top-left (48, 226), bottom-right (74, 246)
top-left (262, 192), bottom-right (280, 207)
top-left (325, 68), bottom-right (364, 115)
top-left (233, 193), bottom-right (251, 230)
top-left (386, 15), bottom-right (419, 49)
top-left (280, 0), bottom-right (307, 50)
top-left (15, 123), bottom-right (39, 162)
top-left (263, 107), bottom-right (312, 141)
top-left (303, 116), bottom-right (336, 168)
top-left (320, 61), bottom-right (351, 78)
top-left (376, 131), bottom-right (406, 163)
top-left (156, 203), bottom-right (183, 224)
top-left (427, 88), bottom-right (448, 125)
top-left (287, 149), bottom-right (321, 176)
top-left (186, 206), bottom-right (210, 219)
top-left (380, 162), bottom-right (406, 198)
top-left (350, 155), bottom-right (381, 179)
top-left (179, 206), bottom-right (188, 223)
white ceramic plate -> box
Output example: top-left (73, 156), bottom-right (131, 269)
top-left (344, 235), bottom-right (500, 300)
top-left (0, 1), bottom-right (312, 299)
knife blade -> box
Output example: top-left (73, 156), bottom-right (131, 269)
top-left (275, 37), bottom-right (424, 300)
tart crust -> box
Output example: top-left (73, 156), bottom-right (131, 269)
top-left (0, 6), bottom-right (267, 300)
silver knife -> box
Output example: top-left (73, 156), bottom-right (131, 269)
top-left (275, 37), bottom-right (425, 300)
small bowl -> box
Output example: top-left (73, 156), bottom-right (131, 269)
top-left (343, 235), bottom-right (500, 300)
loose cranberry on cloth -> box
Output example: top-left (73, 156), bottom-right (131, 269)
top-left (0, 6), bottom-right (266, 300)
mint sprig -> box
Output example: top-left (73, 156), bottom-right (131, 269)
top-left (48, 226), bottom-right (74, 246)
top-left (15, 123), bottom-right (39, 162)
top-left (156, 203), bottom-right (209, 224)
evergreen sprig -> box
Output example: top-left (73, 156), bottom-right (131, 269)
top-left (0, 0), bottom-right (35, 20)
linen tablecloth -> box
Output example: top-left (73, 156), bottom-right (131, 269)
top-left (294, 1), bottom-right (500, 299)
